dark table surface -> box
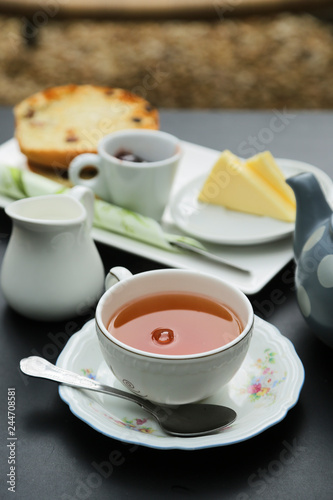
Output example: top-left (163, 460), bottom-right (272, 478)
top-left (1, 107), bottom-right (333, 500)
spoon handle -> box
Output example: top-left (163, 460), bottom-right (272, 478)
top-left (20, 356), bottom-right (237, 437)
top-left (170, 241), bottom-right (251, 273)
top-left (20, 356), bottom-right (156, 412)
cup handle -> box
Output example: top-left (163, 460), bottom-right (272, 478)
top-left (105, 266), bottom-right (133, 291)
top-left (69, 154), bottom-right (109, 201)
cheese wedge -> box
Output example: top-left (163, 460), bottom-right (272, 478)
top-left (198, 150), bottom-right (296, 222)
top-left (246, 151), bottom-right (296, 206)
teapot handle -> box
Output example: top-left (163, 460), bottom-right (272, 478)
top-left (68, 185), bottom-right (94, 230)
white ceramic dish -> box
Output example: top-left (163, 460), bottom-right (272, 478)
top-left (1, 139), bottom-right (332, 294)
top-left (170, 160), bottom-right (310, 245)
top-left (56, 317), bottom-right (304, 450)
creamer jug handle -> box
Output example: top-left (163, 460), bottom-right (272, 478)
top-left (68, 185), bottom-right (95, 230)
top-left (105, 267), bottom-right (133, 291)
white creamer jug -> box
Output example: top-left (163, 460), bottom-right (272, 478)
top-left (1, 186), bottom-right (105, 321)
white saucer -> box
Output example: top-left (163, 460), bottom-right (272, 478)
top-left (170, 159), bottom-right (333, 245)
top-left (56, 318), bottom-right (304, 450)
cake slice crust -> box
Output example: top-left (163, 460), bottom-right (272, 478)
top-left (14, 85), bottom-right (159, 169)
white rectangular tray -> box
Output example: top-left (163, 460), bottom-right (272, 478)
top-left (0, 138), bottom-right (296, 295)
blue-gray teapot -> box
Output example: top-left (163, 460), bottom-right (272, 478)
top-left (287, 172), bottom-right (333, 348)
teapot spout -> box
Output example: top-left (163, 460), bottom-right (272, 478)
top-left (286, 172), bottom-right (332, 261)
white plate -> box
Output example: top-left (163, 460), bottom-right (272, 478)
top-left (56, 318), bottom-right (304, 450)
top-left (170, 160), bottom-right (333, 245)
top-left (1, 139), bottom-right (332, 294)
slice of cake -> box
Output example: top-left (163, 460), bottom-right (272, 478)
top-left (198, 150), bottom-right (296, 222)
top-left (14, 84), bottom-right (159, 170)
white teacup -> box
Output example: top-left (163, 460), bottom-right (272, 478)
top-left (69, 129), bottom-right (181, 220)
top-left (95, 267), bottom-right (254, 405)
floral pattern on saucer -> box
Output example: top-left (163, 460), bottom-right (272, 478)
top-left (240, 348), bottom-right (287, 404)
top-left (81, 368), bottom-right (158, 434)
top-left (81, 368), bottom-right (96, 380)
top-left (89, 402), bottom-right (157, 434)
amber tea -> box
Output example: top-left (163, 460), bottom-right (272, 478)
top-left (107, 291), bottom-right (243, 355)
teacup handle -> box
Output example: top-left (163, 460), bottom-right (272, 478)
top-left (69, 154), bottom-right (109, 201)
top-left (68, 185), bottom-right (95, 230)
top-left (105, 266), bottom-right (133, 291)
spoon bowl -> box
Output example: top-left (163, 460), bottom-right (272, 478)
top-left (20, 356), bottom-right (237, 437)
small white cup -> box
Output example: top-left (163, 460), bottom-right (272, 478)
top-left (69, 129), bottom-right (182, 220)
top-left (95, 267), bottom-right (254, 405)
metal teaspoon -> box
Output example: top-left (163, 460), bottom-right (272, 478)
top-left (170, 240), bottom-right (251, 274)
top-left (20, 356), bottom-right (236, 437)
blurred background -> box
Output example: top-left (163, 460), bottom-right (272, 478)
top-left (0, 0), bottom-right (332, 109)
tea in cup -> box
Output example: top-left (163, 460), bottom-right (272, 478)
top-left (96, 267), bottom-right (254, 405)
top-left (69, 129), bottom-right (181, 220)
